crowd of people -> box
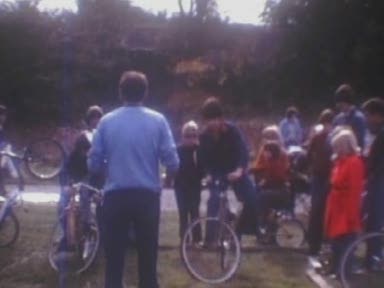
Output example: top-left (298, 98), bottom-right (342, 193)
top-left (169, 82), bottom-right (384, 281)
top-left (1, 71), bottom-right (384, 287)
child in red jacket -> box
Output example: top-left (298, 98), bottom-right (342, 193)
top-left (325, 129), bottom-right (365, 275)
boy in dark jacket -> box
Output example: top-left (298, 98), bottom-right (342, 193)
top-left (58, 105), bottom-right (103, 251)
top-left (199, 97), bottom-right (259, 240)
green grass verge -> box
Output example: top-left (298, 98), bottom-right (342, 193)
top-left (0, 204), bottom-right (314, 288)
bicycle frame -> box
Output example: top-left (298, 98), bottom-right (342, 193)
top-left (64, 183), bottom-right (102, 248)
top-left (0, 150), bottom-right (25, 209)
top-left (0, 191), bottom-right (19, 223)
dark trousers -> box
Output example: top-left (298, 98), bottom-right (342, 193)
top-left (103, 189), bottom-right (160, 288)
top-left (331, 233), bottom-right (356, 274)
top-left (366, 207), bottom-right (384, 266)
top-left (307, 176), bottom-right (329, 255)
top-left (175, 187), bottom-right (202, 242)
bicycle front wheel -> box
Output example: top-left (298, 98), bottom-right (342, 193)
top-left (25, 139), bottom-right (65, 180)
top-left (181, 217), bottom-right (241, 284)
top-left (48, 219), bottom-right (100, 275)
top-left (340, 232), bottom-right (384, 288)
top-left (0, 210), bottom-right (19, 248)
top-left (275, 219), bottom-right (306, 249)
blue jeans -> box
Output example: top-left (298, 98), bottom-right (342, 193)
top-left (206, 174), bottom-right (259, 241)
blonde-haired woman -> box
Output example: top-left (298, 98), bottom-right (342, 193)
top-left (261, 125), bottom-right (284, 146)
top-left (324, 129), bottom-right (365, 275)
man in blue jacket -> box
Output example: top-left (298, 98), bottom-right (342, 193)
top-left (88, 71), bottom-right (179, 288)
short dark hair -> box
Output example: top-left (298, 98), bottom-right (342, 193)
top-left (119, 71), bottom-right (148, 103)
top-left (362, 98), bottom-right (384, 117)
top-left (286, 106), bottom-right (299, 118)
top-left (86, 105), bottom-right (103, 124)
top-left (318, 109), bottom-right (334, 124)
top-left (335, 84), bottom-right (355, 104)
top-left (201, 97), bottom-right (223, 120)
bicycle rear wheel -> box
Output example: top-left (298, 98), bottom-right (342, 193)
top-left (181, 217), bottom-right (241, 284)
top-left (275, 219), bottom-right (306, 249)
top-left (25, 139), bottom-right (65, 180)
top-left (340, 232), bottom-right (384, 288)
top-left (0, 210), bottom-right (19, 247)
top-left (48, 218), bottom-right (100, 275)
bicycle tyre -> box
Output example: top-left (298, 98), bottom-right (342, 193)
top-left (340, 232), bottom-right (384, 288)
top-left (25, 139), bottom-right (65, 180)
top-left (0, 210), bottom-right (19, 248)
top-left (181, 217), bottom-right (241, 284)
top-left (48, 218), bottom-right (100, 275)
top-left (275, 218), bottom-right (306, 249)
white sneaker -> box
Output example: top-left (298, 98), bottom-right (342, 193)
top-left (308, 256), bottom-right (322, 269)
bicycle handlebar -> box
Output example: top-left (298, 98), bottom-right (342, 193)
top-left (0, 150), bottom-right (23, 160)
top-left (72, 182), bottom-right (102, 196)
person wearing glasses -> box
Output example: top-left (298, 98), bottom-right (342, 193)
top-left (174, 121), bottom-right (204, 244)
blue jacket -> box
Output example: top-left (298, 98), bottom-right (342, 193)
top-left (279, 117), bottom-right (303, 147)
top-left (88, 106), bottom-right (179, 193)
top-left (334, 108), bottom-right (367, 149)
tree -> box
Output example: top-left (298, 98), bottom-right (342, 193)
top-left (178, 0), bottom-right (218, 21)
top-left (263, 0), bottom-right (384, 101)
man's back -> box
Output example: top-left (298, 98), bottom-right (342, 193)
top-left (89, 106), bottom-right (179, 193)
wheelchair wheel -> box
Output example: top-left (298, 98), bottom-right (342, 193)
top-left (181, 217), bottom-right (241, 284)
top-left (275, 219), bottom-right (306, 249)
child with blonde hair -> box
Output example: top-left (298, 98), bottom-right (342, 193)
top-left (174, 121), bottom-right (204, 243)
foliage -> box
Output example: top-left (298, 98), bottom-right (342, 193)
top-left (263, 0), bottom-right (384, 105)
top-left (1, 0), bottom-right (384, 128)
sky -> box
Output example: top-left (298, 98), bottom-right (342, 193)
top-left (36, 0), bottom-right (266, 25)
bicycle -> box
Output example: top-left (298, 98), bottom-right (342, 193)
top-left (181, 178), bottom-right (306, 284)
top-left (0, 139), bottom-right (65, 247)
top-left (256, 184), bottom-right (306, 249)
top-left (48, 182), bottom-right (102, 275)
top-left (340, 230), bottom-right (384, 288)
top-left (181, 178), bottom-right (241, 284)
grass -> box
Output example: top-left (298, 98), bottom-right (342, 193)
top-left (0, 203), bottom-right (315, 288)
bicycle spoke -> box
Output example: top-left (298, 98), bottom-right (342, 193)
top-left (181, 217), bottom-right (241, 284)
top-left (26, 139), bottom-right (65, 180)
top-left (275, 220), bottom-right (305, 248)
